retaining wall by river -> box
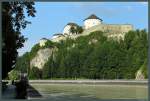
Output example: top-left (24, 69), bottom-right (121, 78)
top-left (28, 80), bottom-right (148, 85)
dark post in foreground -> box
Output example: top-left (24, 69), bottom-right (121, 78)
top-left (15, 73), bottom-right (28, 99)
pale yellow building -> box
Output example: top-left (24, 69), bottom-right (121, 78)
top-left (39, 38), bottom-right (48, 47)
top-left (51, 33), bottom-right (65, 42)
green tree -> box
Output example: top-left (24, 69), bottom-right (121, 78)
top-left (16, 30), bottom-right (148, 80)
top-left (2, 2), bottom-right (36, 79)
top-left (140, 59), bottom-right (148, 78)
top-left (29, 67), bottom-right (41, 79)
top-left (15, 52), bottom-right (30, 73)
top-left (76, 25), bottom-right (83, 34)
top-left (30, 44), bottom-right (40, 60)
top-left (8, 70), bottom-right (19, 80)
top-left (69, 26), bottom-right (76, 35)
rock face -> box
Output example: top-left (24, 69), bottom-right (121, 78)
top-left (135, 69), bottom-right (145, 80)
top-left (30, 48), bottom-right (56, 69)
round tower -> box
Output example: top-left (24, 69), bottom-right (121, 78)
top-left (63, 22), bottom-right (78, 36)
top-left (84, 14), bottom-right (103, 29)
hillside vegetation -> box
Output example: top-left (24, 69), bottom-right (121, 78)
top-left (9, 29), bottom-right (148, 80)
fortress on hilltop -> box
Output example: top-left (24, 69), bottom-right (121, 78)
top-left (39, 14), bottom-right (133, 46)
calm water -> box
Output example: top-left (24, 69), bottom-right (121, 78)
top-left (29, 84), bottom-right (148, 100)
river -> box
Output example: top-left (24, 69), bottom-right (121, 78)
top-left (27, 80), bottom-right (148, 100)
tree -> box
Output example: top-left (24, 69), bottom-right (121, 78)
top-left (16, 30), bottom-right (148, 80)
top-left (76, 26), bottom-right (83, 34)
top-left (8, 70), bottom-right (19, 80)
top-left (69, 26), bottom-right (76, 35)
top-left (2, 1), bottom-right (36, 79)
top-left (69, 25), bottom-right (83, 35)
top-left (123, 29), bottom-right (148, 78)
top-left (140, 59), bottom-right (148, 78)
top-left (42, 56), bottom-right (54, 79)
top-left (30, 44), bottom-right (40, 60)
top-left (29, 67), bottom-right (41, 79)
top-left (8, 52), bottom-right (30, 80)
top-left (15, 52), bottom-right (30, 73)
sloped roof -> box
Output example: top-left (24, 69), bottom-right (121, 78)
top-left (67, 22), bottom-right (78, 26)
top-left (84, 14), bottom-right (103, 21)
top-left (53, 33), bottom-right (64, 36)
top-left (40, 38), bottom-right (48, 40)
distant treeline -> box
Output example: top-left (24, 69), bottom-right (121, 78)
top-left (9, 30), bottom-right (148, 80)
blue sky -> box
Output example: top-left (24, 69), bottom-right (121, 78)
top-left (18, 2), bottom-right (148, 56)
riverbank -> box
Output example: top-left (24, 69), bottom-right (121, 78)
top-left (28, 80), bottom-right (148, 85)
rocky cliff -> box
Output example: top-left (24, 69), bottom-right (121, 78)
top-left (135, 69), bottom-right (145, 80)
top-left (30, 47), bottom-right (57, 69)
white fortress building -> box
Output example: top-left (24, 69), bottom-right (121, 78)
top-left (39, 38), bottom-right (48, 47)
top-left (63, 23), bottom-right (78, 35)
top-left (84, 14), bottom-right (103, 29)
top-left (39, 14), bottom-right (133, 45)
top-left (51, 33), bottom-right (65, 42)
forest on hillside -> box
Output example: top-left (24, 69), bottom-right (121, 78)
top-left (9, 30), bottom-right (148, 80)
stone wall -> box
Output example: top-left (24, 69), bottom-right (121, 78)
top-left (51, 24), bottom-right (133, 42)
top-left (51, 35), bottom-right (66, 42)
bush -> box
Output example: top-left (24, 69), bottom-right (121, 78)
top-left (29, 67), bottom-right (42, 79)
top-left (8, 70), bottom-right (19, 80)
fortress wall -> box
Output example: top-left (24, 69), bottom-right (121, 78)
top-left (69, 24), bottom-right (133, 40)
top-left (120, 25), bottom-right (133, 32)
top-left (51, 24), bottom-right (133, 42)
top-left (102, 24), bottom-right (133, 33)
top-left (51, 36), bottom-right (66, 42)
